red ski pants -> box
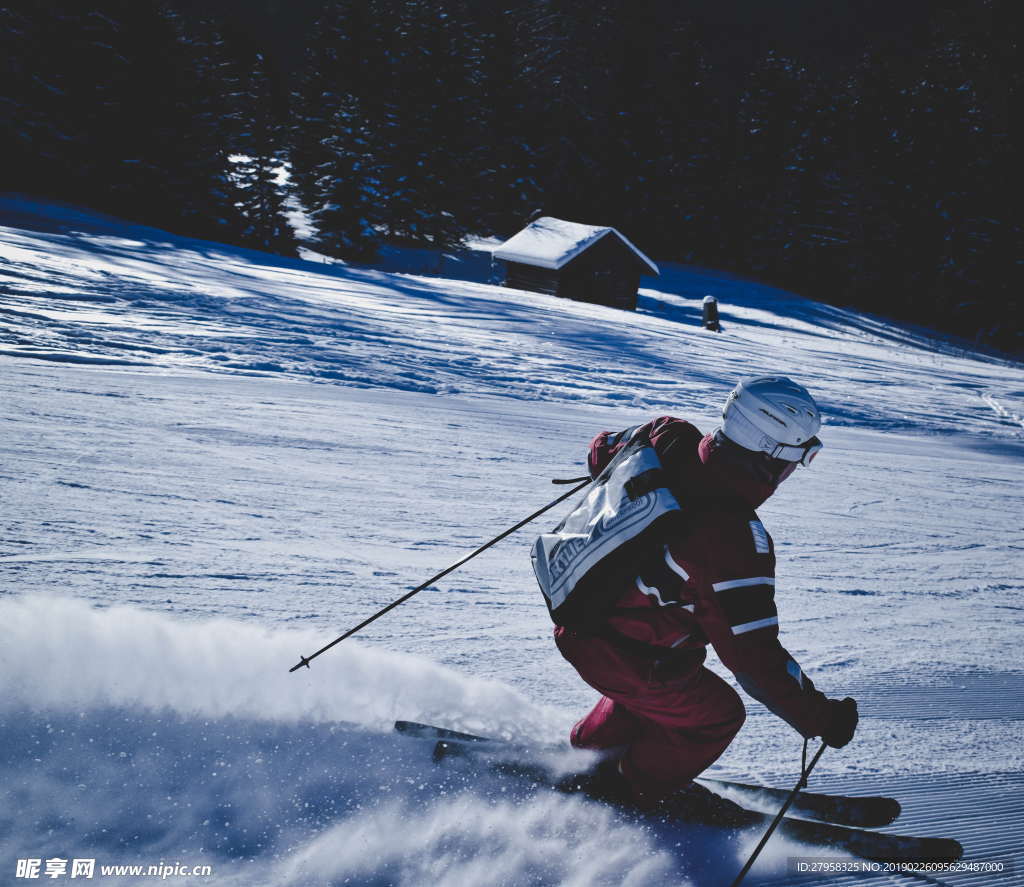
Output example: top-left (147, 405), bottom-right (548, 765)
top-left (555, 627), bottom-right (745, 802)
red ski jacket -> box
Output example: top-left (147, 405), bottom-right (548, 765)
top-left (586, 416), bottom-right (832, 739)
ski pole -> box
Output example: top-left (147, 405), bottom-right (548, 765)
top-left (289, 476), bottom-right (592, 673)
top-left (728, 739), bottom-right (827, 887)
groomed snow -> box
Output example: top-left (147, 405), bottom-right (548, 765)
top-left (1, 198), bottom-right (1022, 886)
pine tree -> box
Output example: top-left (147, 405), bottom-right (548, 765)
top-left (235, 52), bottom-right (297, 254)
top-left (459, 2), bottom-right (541, 235)
top-left (370, 0), bottom-right (470, 249)
top-left (832, 51), bottom-right (910, 310)
top-left (0, 5), bottom-right (49, 191)
top-left (310, 93), bottom-right (383, 261)
top-left (1, 2), bottom-right (250, 241)
top-left (905, 2), bottom-right (1019, 338)
top-left (5, 4), bottom-right (136, 206)
top-left (639, 14), bottom-right (723, 261)
top-left (154, 8), bottom-right (249, 241)
top-left (527, 0), bottom-right (619, 224)
top-left (730, 51), bottom-right (813, 281)
top-left (289, 1), bottom-right (357, 228)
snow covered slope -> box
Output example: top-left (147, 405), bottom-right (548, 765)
top-left (2, 197), bottom-right (1021, 435)
top-left (2, 197), bottom-right (1022, 886)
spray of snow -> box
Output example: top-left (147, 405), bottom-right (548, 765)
top-left (268, 796), bottom-right (678, 887)
top-left (0, 596), bottom-right (689, 885)
top-left (0, 595), bottom-right (562, 738)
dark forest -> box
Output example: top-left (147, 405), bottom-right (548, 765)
top-left (2, 0), bottom-right (1020, 352)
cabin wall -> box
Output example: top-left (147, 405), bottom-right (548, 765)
top-left (500, 232), bottom-right (647, 310)
top-left (504, 262), bottom-right (560, 296)
top-left (560, 234), bottom-right (641, 310)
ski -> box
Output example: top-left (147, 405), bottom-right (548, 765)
top-left (422, 735), bottom-right (961, 864)
top-left (743, 809), bottom-right (961, 864)
top-left (394, 720), bottom-right (900, 828)
top-left (700, 777), bottom-right (900, 830)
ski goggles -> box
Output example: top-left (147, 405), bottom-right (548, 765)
top-left (769, 436), bottom-right (823, 467)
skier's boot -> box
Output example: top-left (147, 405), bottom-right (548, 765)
top-left (653, 780), bottom-right (753, 826)
top-left (557, 757), bottom-right (633, 806)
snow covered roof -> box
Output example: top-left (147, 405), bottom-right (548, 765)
top-left (492, 217), bottom-right (659, 276)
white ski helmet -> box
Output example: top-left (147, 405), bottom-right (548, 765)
top-left (720, 376), bottom-right (823, 465)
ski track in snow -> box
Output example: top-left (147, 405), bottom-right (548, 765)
top-left (1, 198), bottom-right (1023, 886)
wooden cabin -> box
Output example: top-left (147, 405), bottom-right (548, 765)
top-left (493, 217), bottom-right (659, 311)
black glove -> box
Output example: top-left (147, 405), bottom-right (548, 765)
top-left (820, 697), bottom-right (858, 748)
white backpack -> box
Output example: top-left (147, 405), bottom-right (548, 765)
top-left (532, 429), bottom-right (684, 627)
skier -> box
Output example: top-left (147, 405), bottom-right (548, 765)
top-left (553, 376), bottom-right (859, 812)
